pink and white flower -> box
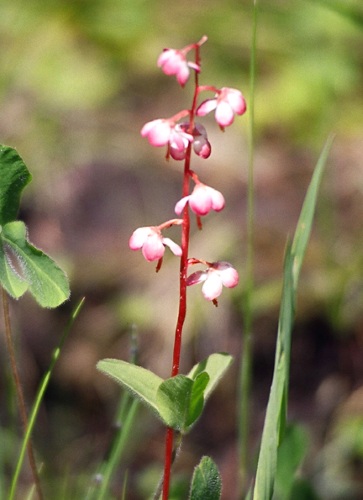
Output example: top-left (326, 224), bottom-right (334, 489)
top-left (141, 119), bottom-right (193, 159)
top-left (191, 123), bottom-right (211, 159)
top-left (157, 49), bottom-right (200, 87)
top-left (169, 122), bottom-right (211, 160)
top-left (197, 87), bottom-right (247, 128)
top-left (175, 183), bottom-right (225, 216)
top-left (187, 261), bottom-right (239, 301)
top-left (129, 226), bottom-right (182, 262)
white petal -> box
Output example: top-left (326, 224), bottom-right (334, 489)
top-left (162, 237), bottom-right (182, 256)
top-left (202, 273), bottom-right (223, 300)
top-left (174, 196), bottom-right (190, 215)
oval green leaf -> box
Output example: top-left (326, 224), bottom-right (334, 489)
top-left (189, 456), bottom-right (221, 500)
top-left (0, 146), bottom-right (32, 225)
top-left (2, 221), bottom-right (70, 307)
top-left (97, 359), bottom-right (163, 418)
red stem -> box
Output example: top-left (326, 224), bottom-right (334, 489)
top-left (162, 43), bottom-right (202, 500)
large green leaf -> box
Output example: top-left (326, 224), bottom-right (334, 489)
top-left (1, 221), bottom-right (70, 307)
top-left (0, 146), bottom-right (32, 225)
top-left (96, 359), bottom-right (163, 418)
top-left (189, 456), bottom-right (222, 500)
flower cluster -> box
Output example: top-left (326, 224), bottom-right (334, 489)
top-left (130, 38), bottom-right (246, 303)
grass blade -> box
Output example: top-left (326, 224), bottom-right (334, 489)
top-left (253, 136), bottom-right (334, 499)
top-left (9, 298), bottom-right (85, 500)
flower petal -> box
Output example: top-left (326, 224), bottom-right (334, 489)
top-left (162, 237), bottom-right (182, 256)
top-left (175, 196), bottom-right (190, 215)
top-left (189, 186), bottom-right (213, 216)
top-left (209, 187), bottom-right (225, 211)
top-left (142, 233), bottom-right (165, 261)
top-left (202, 273), bottom-right (223, 300)
top-left (129, 227), bottom-right (152, 250)
top-left (186, 270), bottom-right (207, 286)
top-left (176, 64), bottom-right (190, 86)
top-left (141, 119), bottom-right (171, 147)
top-left (219, 267), bottom-right (239, 288)
top-left (196, 99), bottom-right (217, 117)
top-left (215, 101), bottom-right (234, 127)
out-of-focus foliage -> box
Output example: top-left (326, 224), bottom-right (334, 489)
top-left (0, 0), bottom-right (362, 171)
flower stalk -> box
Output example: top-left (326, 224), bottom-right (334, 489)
top-left (129, 37), bottom-right (246, 498)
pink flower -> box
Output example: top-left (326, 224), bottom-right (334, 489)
top-left (157, 49), bottom-right (200, 87)
top-left (191, 123), bottom-right (211, 159)
top-left (187, 262), bottom-right (239, 301)
top-left (169, 123), bottom-right (193, 160)
top-left (129, 226), bottom-right (182, 262)
top-left (175, 183), bottom-right (225, 216)
top-left (197, 87), bottom-right (247, 127)
top-left (141, 119), bottom-right (193, 157)
top-left (169, 122), bottom-right (211, 160)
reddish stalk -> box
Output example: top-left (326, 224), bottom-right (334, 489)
top-left (161, 42), bottom-right (203, 500)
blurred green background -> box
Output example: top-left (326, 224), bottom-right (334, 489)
top-left (1, 0), bottom-right (363, 498)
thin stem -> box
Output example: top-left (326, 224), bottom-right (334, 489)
top-left (238, 0), bottom-right (258, 493)
top-left (10, 298), bottom-right (85, 500)
top-left (2, 288), bottom-right (43, 500)
top-left (162, 43), bottom-right (202, 500)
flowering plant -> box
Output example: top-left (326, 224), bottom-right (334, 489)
top-left (98, 36), bottom-right (246, 499)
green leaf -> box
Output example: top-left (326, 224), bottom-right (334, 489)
top-left (253, 136), bottom-right (333, 500)
top-left (156, 372), bottom-right (209, 432)
top-left (253, 248), bottom-right (294, 500)
top-left (188, 352), bottom-right (233, 401)
top-left (189, 456), bottom-right (221, 500)
top-left (96, 359), bottom-right (163, 418)
top-left (0, 236), bottom-right (28, 298)
top-left (157, 375), bottom-right (194, 430)
top-left (97, 353), bottom-right (233, 432)
top-left (188, 372), bottom-right (209, 428)
top-left (291, 134), bottom-right (334, 289)
top-left (0, 146), bottom-right (32, 225)
top-left (274, 424), bottom-right (309, 500)
top-left (1, 221), bottom-right (70, 307)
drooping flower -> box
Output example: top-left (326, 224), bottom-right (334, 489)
top-left (129, 226), bottom-right (182, 262)
top-left (197, 87), bottom-right (246, 128)
top-left (141, 119), bottom-right (193, 158)
top-left (187, 261), bottom-right (239, 301)
top-left (175, 182), bottom-right (225, 216)
top-left (191, 123), bottom-right (211, 159)
top-left (168, 123), bottom-right (194, 160)
top-left (169, 122), bottom-right (211, 160)
top-left (157, 49), bottom-right (200, 87)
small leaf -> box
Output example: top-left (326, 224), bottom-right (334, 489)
top-left (0, 237), bottom-right (28, 298)
top-left (156, 375), bottom-right (194, 431)
top-left (1, 221), bottom-right (70, 307)
top-left (187, 372), bottom-right (209, 428)
top-left (0, 146), bottom-right (32, 225)
top-left (156, 372), bottom-right (210, 432)
top-left (97, 359), bottom-right (163, 418)
top-left (189, 456), bottom-right (222, 500)
top-left (188, 352), bottom-right (233, 401)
